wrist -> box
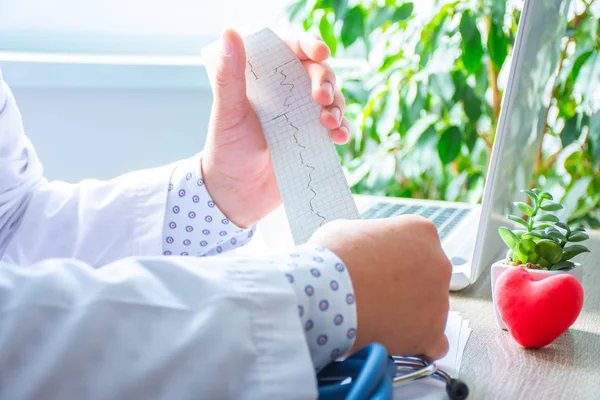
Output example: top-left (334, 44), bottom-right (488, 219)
top-left (201, 153), bottom-right (278, 228)
top-left (308, 224), bottom-right (375, 353)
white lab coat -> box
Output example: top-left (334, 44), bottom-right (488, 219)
top-left (0, 70), bottom-right (318, 399)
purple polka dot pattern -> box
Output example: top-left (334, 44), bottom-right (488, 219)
top-left (334, 314), bottom-right (343, 325)
top-left (319, 300), bottom-right (329, 311)
top-left (282, 243), bottom-right (357, 372)
top-left (162, 158), bottom-right (256, 258)
top-left (331, 348), bottom-right (341, 360)
top-left (305, 320), bottom-right (314, 331)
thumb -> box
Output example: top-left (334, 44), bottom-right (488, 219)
top-left (211, 29), bottom-right (249, 129)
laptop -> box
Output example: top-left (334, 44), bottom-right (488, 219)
top-left (252, 0), bottom-right (570, 290)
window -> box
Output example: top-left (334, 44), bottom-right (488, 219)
top-left (0, 0), bottom-right (295, 55)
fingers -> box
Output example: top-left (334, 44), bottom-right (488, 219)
top-left (303, 60), bottom-right (336, 105)
top-left (285, 32), bottom-right (330, 62)
top-left (331, 117), bottom-right (351, 144)
top-left (320, 89), bottom-right (346, 129)
top-left (211, 29), bottom-right (249, 131)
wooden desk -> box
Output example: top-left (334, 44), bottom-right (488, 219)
top-left (451, 231), bottom-right (600, 399)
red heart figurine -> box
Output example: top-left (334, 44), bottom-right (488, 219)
top-left (495, 267), bottom-right (584, 348)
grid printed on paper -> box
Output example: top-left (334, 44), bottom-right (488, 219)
top-left (244, 29), bottom-right (359, 244)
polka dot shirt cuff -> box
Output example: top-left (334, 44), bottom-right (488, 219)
top-left (162, 155), bottom-right (256, 257)
top-left (280, 243), bottom-right (357, 372)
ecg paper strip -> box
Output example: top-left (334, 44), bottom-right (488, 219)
top-left (203, 29), bottom-right (359, 244)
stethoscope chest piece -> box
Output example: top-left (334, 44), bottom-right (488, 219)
top-left (317, 343), bottom-right (469, 400)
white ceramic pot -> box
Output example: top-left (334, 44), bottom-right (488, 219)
top-left (490, 260), bottom-right (583, 330)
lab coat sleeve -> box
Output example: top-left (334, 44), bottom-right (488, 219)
top-left (0, 71), bottom-right (252, 267)
top-left (0, 252), bottom-right (321, 400)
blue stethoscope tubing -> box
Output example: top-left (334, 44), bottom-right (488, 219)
top-left (316, 343), bottom-right (469, 400)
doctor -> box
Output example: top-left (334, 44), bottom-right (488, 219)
top-left (0, 30), bottom-right (451, 399)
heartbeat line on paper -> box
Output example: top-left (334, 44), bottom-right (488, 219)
top-left (234, 28), bottom-right (359, 244)
top-left (261, 60), bottom-right (327, 227)
top-left (247, 61), bottom-right (258, 80)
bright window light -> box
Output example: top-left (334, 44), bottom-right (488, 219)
top-left (0, 0), bottom-right (295, 55)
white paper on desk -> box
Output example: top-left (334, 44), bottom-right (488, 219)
top-left (394, 311), bottom-right (471, 400)
top-left (202, 28), bottom-right (359, 245)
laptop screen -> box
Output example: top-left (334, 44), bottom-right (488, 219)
top-left (471, 0), bottom-right (572, 282)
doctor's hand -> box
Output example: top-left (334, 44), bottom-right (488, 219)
top-left (201, 29), bottom-right (349, 228)
top-left (309, 215), bottom-right (452, 361)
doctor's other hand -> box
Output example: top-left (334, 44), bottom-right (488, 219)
top-left (309, 215), bottom-right (452, 361)
top-left (202, 29), bottom-right (349, 228)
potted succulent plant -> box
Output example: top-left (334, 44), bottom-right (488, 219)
top-left (491, 188), bottom-right (590, 330)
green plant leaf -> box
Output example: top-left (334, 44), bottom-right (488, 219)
top-left (550, 260), bottom-right (575, 271)
top-left (567, 232), bottom-right (589, 242)
top-left (540, 201), bottom-right (563, 211)
top-left (332, 0), bottom-right (348, 18)
top-left (534, 214), bottom-right (560, 223)
top-left (287, 0), bottom-right (308, 21)
top-left (379, 52), bottom-right (403, 72)
top-left (461, 86), bottom-right (482, 123)
top-left (490, 0), bottom-right (506, 24)
top-left (534, 223), bottom-right (554, 230)
top-left (459, 11), bottom-right (483, 74)
top-left (367, 7), bottom-right (395, 33)
top-left (438, 126), bottom-right (462, 165)
top-left (538, 257), bottom-right (550, 268)
top-left (588, 111), bottom-right (600, 167)
top-left (487, 18), bottom-right (508, 69)
top-left (392, 2), bottom-right (413, 22)
top-left (539, 192), bottom-right (553, 200)
top-left (561, 114), bottom-right (583, 148)
top-left (498, 227), bottom-right (518, 249)
top-left (522, 231), bottom-right (545, 240)
top-left (518, 239), bottom-right (536, 256)
top-left (513, 248), bottom-right (527, 263)
top-left (514, 201), bottom-right (534, 217)
top-left (570, 50), bottom-right (594, 82)
top-left (459, 11), bottom-right (477, 40)
top-left (507, 214), bottom-right (529, 228)
top-left (521, 189), bottom-right (538, 208)
top-left (319, 14), bottom-right (338, 56)
top-left (545, 227), bottom-right (567, 242)
top-left (555, 222), bottom-right (570, 232)
top-left (561, 245), bottom-right (591, 261)
top-left (341, 6), bottom-right (365, 48)
top-left (572, 227), bottom-right (587, 233)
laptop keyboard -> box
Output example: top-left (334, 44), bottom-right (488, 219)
top-left (360, 203), bottom-right (471, 240)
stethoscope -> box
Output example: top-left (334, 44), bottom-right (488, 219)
top-left (317, 343), bottom-right (469, 400)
